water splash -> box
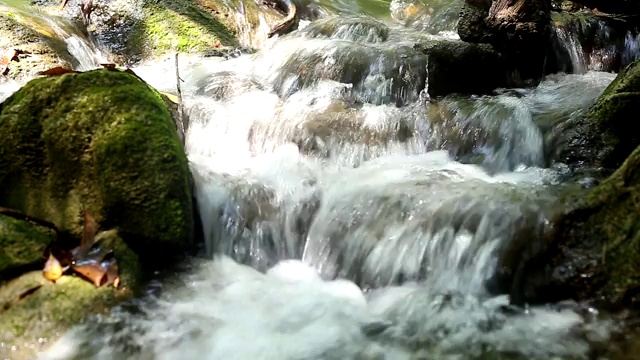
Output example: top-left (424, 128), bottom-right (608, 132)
top-left (41, 257), bottom-right (614, 360)
top-left (0, 2), bottom-right (106, 70)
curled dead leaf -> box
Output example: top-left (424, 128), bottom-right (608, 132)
top-left (41, 209), bottom-right (121, 288)
top-left (36, 66), bottom-right (81, 76)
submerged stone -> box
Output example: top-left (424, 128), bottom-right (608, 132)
top-left (0, 69), bottom-right (194, 269)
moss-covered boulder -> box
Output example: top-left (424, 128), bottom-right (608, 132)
top-left (509, 145), bottom-right (640, 307)
top-left (557, 59), bottom-right (640, 175)
top-left (0, 69), bottom-right (194, 268)
top-left (0, 228), bottom-right (141, 359)
top-left (0, 214), bottom-right (56, 280)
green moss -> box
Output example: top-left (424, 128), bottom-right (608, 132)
top-left (142, 0), bottom-right (238, 55)
top-left (0, 69), bottom-right (194, 269)
top-left (0, 215), bottom-right (55, 277)
top-left (0, 271), bottom-right (133, 357)
top-left (550, 145), bottom-right (640, 305)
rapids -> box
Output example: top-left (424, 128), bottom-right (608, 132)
top-left (1, 0), bottom-right (639, 358)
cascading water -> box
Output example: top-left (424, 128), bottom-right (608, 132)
top-left (0, 1), bottom-right (634, 359)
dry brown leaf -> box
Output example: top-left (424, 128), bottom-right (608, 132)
top-left (195, 0), bottom-right (220, 13)
top-left (100, 63), bottom-right (117, 70)
top-left (78, 210), bottom-right (99, 256)
top-left (37, 66), bottom-right (81, 76)
top-left (72, 261), bottom-right (107, 287)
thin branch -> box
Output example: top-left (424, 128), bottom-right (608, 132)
top-left (0, 207), bottom-right (58, 232)
top-left (175, 52), bottom-right (187, 144)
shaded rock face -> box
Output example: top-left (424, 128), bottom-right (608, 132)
top-left (414, 40), bottom-right (509, 96)
top-left (0, 69), bottom-right (194, 269)
top-left (507, 146), bottom-right (640, 308)
top-left (458, 0), bottom-right (552, 83)
top-left (556, 59), bottom-right (640, 174)
top-left (0, 214), bottom-right (55, 279)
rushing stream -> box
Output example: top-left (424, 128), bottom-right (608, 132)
top-left (2, 0), bottom-right (640, 358)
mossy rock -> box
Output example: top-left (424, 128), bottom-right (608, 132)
top-left (0, 230), bottom-right (141, 358)
top-left (0, 214), bottom-right (55, 280)
top-left (65, 0), bottom-right (240, 63)
top-left (510, 145), bottom-right (640, 307)
top-left (0, 69), bottom-right (194, 269)
top-left (557, 59), bottom-right (640, 175)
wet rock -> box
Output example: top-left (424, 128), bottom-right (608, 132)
top-left (390, 0), bottom-right (464, 34)
top-left (414, 39), bottom-right (508, 96)
top-left (549, 9), bottom-right (640, 73)
top-left (0, 229), bottom-right (141, 359)
top-left (299, 15), bottom-right (390, 43)
top-left (457, 0), bottom-right (552, 83)
top-left (557, 59), bottom-right (640, 174)
top-left (0, 69), bottom-right (194, 269)
top-left (509, 146), bottom-right (640, 307)
top-left (40, 0), bottom-right (240, 64)
top-left (0, 8), bottom-right (68, 79)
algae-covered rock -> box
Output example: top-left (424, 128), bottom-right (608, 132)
top-left (0, 230), bottom-right (141, 358)
top-left (557, 59), bottom-right (640, 174)
top-left (0, 214), bottom-right (55, 280)
top-left (0, 69), bottom-right (194, 268)
top-left (58, 0), bottom-right (241, 63)
top-left (509, 145), bottom-right (640, 307)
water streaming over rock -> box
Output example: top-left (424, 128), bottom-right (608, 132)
top-left (0, 1), bottom-right (635, 359)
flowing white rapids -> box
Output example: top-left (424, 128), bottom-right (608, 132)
top-left (0, 3), bottom-right (630, 359)
top-left (38, 19), bottom-right (620, 357)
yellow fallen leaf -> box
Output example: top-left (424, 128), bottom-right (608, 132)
top-left (43, 252), bottom-right (64, 282)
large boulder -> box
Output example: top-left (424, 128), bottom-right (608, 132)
top-left (0, 69), bottom-right (194, 268)
top-left (556, 59), bottom-right (640, 174)
top-left (508, 145), bottom-right (640, 307)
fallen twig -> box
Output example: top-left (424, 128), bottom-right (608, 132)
top-left (0, 206), bottom-right (58, 232)
top-left (175, 52), bottom-right (187, 143)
